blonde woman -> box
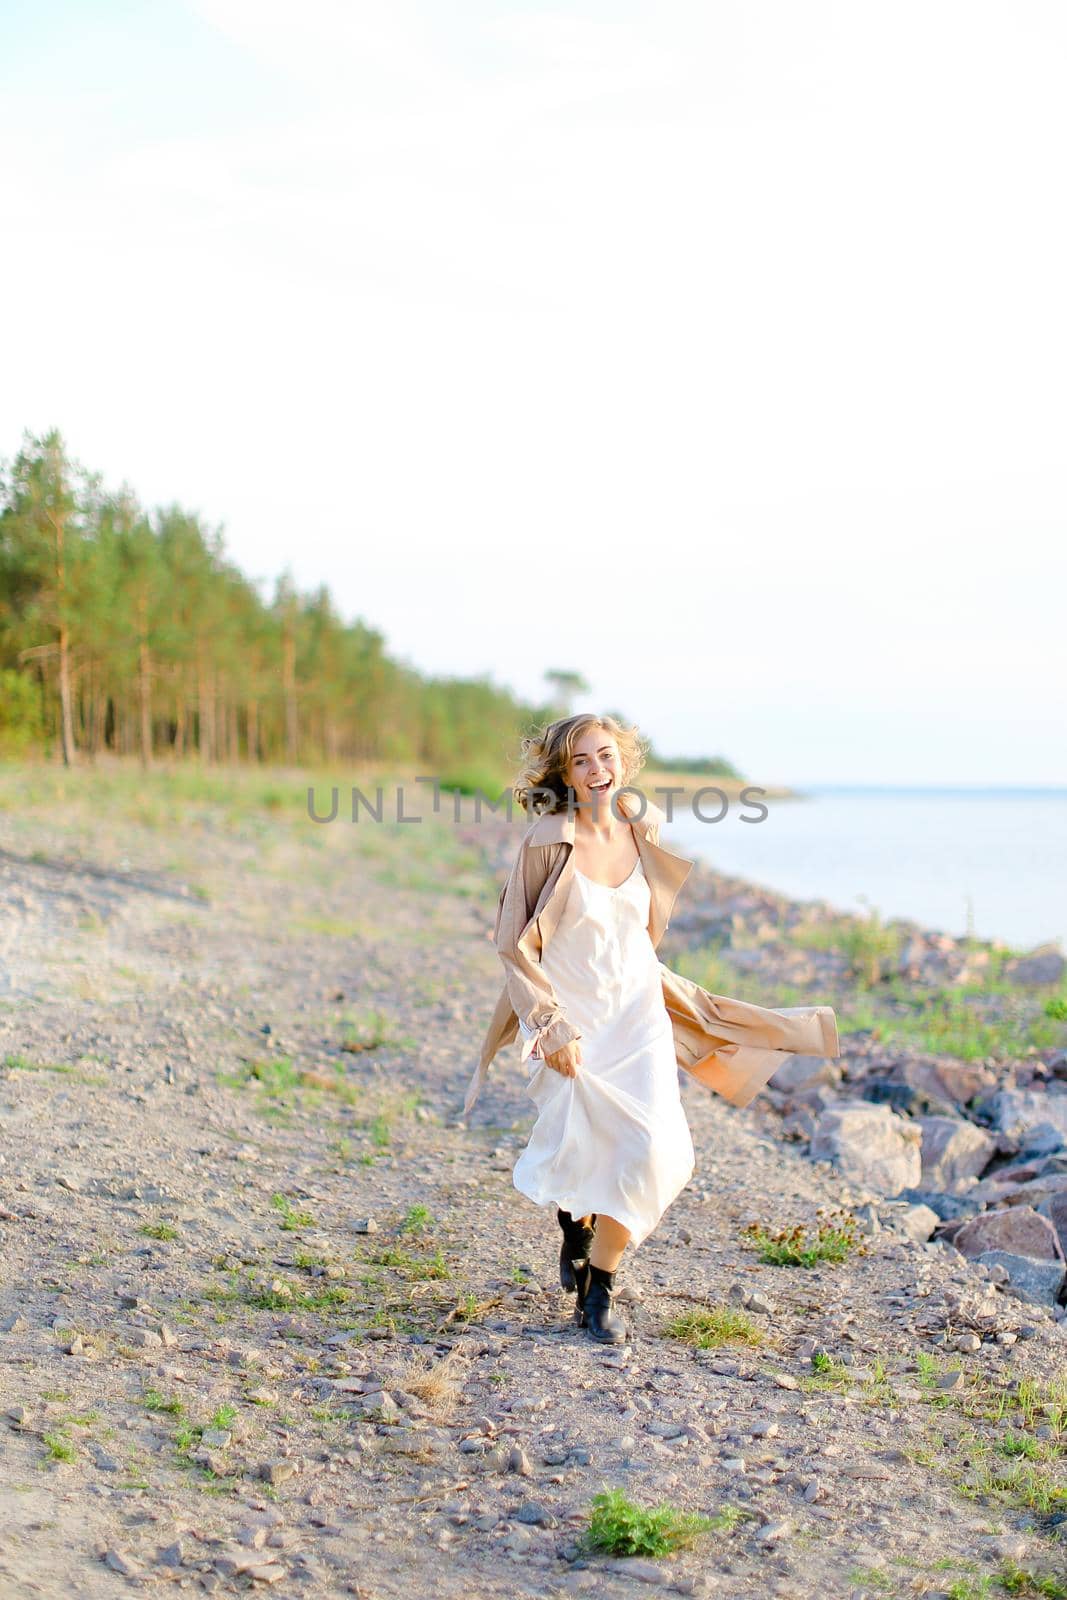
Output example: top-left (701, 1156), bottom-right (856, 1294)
top-left (467, 713), bottom-right (840, 1346)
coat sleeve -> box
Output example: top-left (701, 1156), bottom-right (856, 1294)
top-left (495, 837), bottom-right (582, 1061)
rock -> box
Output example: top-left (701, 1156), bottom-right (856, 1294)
top-left (351, 1217), bottom-right (378, 1234)
top-left (156, 1542), bottom-right (184, 1567)
top-left (248, 1565), bottom-right (287, 1585)
top-left (514, 1500), bottom-right (554, 1525)
top-left (1019, 1123), bottom-right (1067, 1158)
top-left (954, 1206), bottom-right (1063, 1262)
top-left (237, 1527), bottom-right (269, 1550)
top-left (772, 1373), bottom-right (798, 1390)
top-left (601, 1558), bottom-right (668, 1583)
top-left (810, 1102), bottom-right (922, 1195)
top-left (200, 1428), bottom-right (232, 1449)
top-left (104, 1548), bottom-right (142, 1577)
top-left (895, 1058), bottom-right (997, 1109)
top-left (897, 1187), bottom-right (975, 1221)
top-left (917, 1117), bottom-right (996, 1192)
top-left (987, 1089), bottom-right (1067, 1144)
top-left (0, 1313), bottom-right (28, 1334)
top-left (757, 1519), bottom-right (794, 1545)
top-left (771, 1057), bottom-right (842, 1094)
top-left (1048, 1191), bottom-right (1067, 1256)
top-left (976, 1250), bottom-right (1067, 1307)
top-left (1004, 945), bottom-right (1066, 986)
top-left (124, 1328), bottom-right (163, 1349)
top-left (261, 1458), bottom-right (299, 1486)
top-left (215, 1549), bottom-right (260, 1577)
top-left (891, 1203), bottom-right (940, 1243)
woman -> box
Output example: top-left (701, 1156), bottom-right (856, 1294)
top-left (470, 713), bottom-right (840, 1346)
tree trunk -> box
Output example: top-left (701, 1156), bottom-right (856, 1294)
top-left (137, 592), bottom-right (152, 768)
top-left (283, 621), bottom-right (297, 764)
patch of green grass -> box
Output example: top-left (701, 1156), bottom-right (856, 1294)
top-left (847, 1569), bottom-right (895, 1594)
top-left (142, 1389), bottom-right (183, 1415)
top-left (339, 1006), bottom-right (411, 1054)
top-left (742, 1209), bottom-right (864, 1267)
top-left (270, 1192), bottom-right (315, 1231)
top-left (998, 1559), bottom-right (1067, 1597)
top-left (1, 1052), bottom-right (106, 1086)
top-left (945, 1579), bottom-right (993, 1600)
top-left (826, 901), bottom-right (904, 987)
top-left (579, 1487), bottom-right (739, 1558)
top-left (42, 1431), bottom-right (76, 1463)
top-left (368, 1113), bottom-right (392, 1147)
top-left (397, 1202), bottom-right (434, 1234)
top-left (246, 1279), bottom-right (352, 1312)
top-left (660, 1303), bottom-right (769, 1349)
top-left (367, 1245), bottom-right (450, 1281)
top-left (220, 1056), bottom-right (302, 1096)
top-left (800, 1351), bottom-right (855, 1392)
top-left (139, 1221), bottom-right (180, 1241)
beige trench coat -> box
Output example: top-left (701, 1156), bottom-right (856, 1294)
top-left (463, 788), bottom-right (840, 1117)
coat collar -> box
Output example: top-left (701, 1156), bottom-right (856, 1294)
top-left (525, 788), bottom-right (691, 951)
top-left (525, 787), bottom-right (666, 846)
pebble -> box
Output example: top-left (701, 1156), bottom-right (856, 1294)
top-left (601, 1558), bottom-right (668, 1582)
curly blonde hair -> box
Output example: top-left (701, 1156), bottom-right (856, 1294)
top-left (511, 713), bottom-right (650, 815)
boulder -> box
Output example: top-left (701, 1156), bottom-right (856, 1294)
top-left (770, 1056), bottom-right (842, 1095)
top-left (1047, 1191), bottom-right (1067, 1258)
top-left (976, 1250), bottom-right (1066, 1307)
top-left (986, 1089), bottom-right (1067, 1144)
top-left (1002, 944), bottom-right (1067, 987)
top-left (891, 1203), bottom-right (940, 1243)
top-left (917, 1116), bottom-right (996, 1192)
top-left (895, 1057), bottom-right (998, 1108)
top-left (953, 1205), bottom-right (1063, 1262)
top-left (809, 1102), bottom-right (922, 1196)
top-left (898, 1186), bottom-right (977, 1221)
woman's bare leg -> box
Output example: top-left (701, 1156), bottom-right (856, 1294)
top-left (588, 1213), bottom-right (630, 1272)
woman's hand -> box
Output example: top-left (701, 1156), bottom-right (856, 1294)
top-left (544, 1039), bottom-right (582, 1078)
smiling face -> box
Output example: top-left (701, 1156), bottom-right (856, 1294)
top-left (565, 726), bottom-right (625, 813)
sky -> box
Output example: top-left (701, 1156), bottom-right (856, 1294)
top-left (2, 0), bottom-right (1065, 786)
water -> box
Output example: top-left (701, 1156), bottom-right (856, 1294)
top-left (660, 786), bottom-right (1067, 953)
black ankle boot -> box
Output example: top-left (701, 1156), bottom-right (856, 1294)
top-left (557, 1208), bottom-right (596, 1293)
top-left (575, 1262), bottom-right (627, 1345)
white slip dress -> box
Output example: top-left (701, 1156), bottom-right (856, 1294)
top-left (510, 856), bottom-right (696, 1249)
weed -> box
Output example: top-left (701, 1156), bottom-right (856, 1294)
top-left (142, 1389), bottom-right (183, 1415)
top-left (270, 1192), bottom-right (315, 1231)
top-left (998, 1559), bottom-right (1067, 1597)
top-left (580, 1487), bottom-right (735, 1558)
top-left (139, 1221), bottom-right (179, 1241)
top-left (43, 1431), bottom-right (76, 1463)
top-left (398, 1203), bottom-right (434, 1235)
top-left (742, 1209), bottom-right (864, 1267)
top-left (661, 1303), bottom-right (769, 1349)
